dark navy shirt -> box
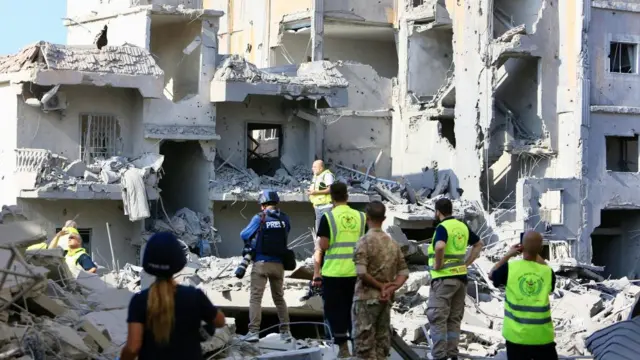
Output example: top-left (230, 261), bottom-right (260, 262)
top-left (240, 209), bottom-right (291, 263)
top-left (431, 216), bottom-right (481, 283)
top-left (127, 285), bottom-right (218, 360)
top-left (77, 254), bottom-right (97, 271)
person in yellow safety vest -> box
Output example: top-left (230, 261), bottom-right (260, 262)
top-left (489, 231), bottom-right (558, 360)
top-left (26, 220), bottom-right (77, 251)
top-left (65, 232), bottom-right (97, 273)
top-left (308, 160), bottom-right (335, 231)
top-left (426, 198), bottom-right (484, 360)
top-left (313, 182), bottom-right (367, 358)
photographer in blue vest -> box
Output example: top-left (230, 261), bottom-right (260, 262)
top-left (239, 190), bottom-right (292, 342)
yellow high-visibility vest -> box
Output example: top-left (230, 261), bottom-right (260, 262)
top-left (321, 205), bottom-right (365, 277)
top-left (503, 260), bottom-right (555, 345)
top-left (27, 243), bottom-right (48, 251)
top-left (65, 247), bottom-right (88, 270)
top-left (427, 219), bottom-right (469, 279)
top-left (309, 169), bottom-right (333, 206)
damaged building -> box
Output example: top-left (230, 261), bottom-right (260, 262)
top-left (2, 0), bottom-right (640, 358)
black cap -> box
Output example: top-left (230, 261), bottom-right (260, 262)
top-left (142, 232), bottom-right (187, 278)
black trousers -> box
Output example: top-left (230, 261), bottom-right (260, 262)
top-left (506, 341), bottom-right (558, 360)
top-left (322, 276), bottom-right (357, 345)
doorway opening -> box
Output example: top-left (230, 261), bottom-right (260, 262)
top-left (591, 209), bottom-right (640, 279)
top-left (247, 123), bottom-right (282, 176)
top-left (158, 140), bottom-right (210, 214)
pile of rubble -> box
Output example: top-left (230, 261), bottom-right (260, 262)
top-left (146, 207), bottom-right (220, 253)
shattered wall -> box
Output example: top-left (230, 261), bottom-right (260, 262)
top-left (66, 10), bottom-right (151, 49)
top-left (17, 199), bottom-right (139, 265)
top-left (589, 7), bottom-right (640, 107)
top-left (16, 86), bottom-right (141, 160)
top-left (212, 201), bottom-right (316, 257)
top-left (274, 33), bottom-right (398, 78)
top-left (216, 96), bottom-right (311, 170)
top-left (407, 30), bottom-right (453, 98)
top-left (0, 84), bottom-right (19, 207)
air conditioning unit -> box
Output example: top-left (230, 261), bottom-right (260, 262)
top-left (42, 92), bottom-right (67, 112)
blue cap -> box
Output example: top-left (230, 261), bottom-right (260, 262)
top-left (258, 189), bottom-right (280, 204)
top-left (143, 232), bottom-right (187, 278)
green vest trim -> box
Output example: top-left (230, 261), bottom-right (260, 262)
top-left (309, 169), bottom-right (333, 206)
top-left (427, 219), bottom-right (469, 279)
top-left (321, 205), bottom-right (365, 277)
top-left (503, 260), bottom-right (555, 345)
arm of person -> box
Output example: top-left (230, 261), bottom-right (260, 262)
top-left (313, 215), bottom-right (331, 282)
top-left (464, 228), bottom-right (484, 267)
top-left (488, 244), bottom-right (521, 287)
top-left (382, 246), bottom-right (410, 300)
top-left (77, 254), bottom-right (97, 273)
top-left (47, 230), bottom-right (66, 249)
top-left (240, 215), bottom-right (261, 243)
top-left (431, 226), bottom-right (447, 270)
top-left (121, 294), bottom-right (145, 360)
top-left (309, 173), bottom-right (334, 195)
top-left (197, 289), bottom-right (226, 328)
top-left (354, 238), bottom-right (385, 290)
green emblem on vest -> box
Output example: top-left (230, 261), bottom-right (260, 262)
top-left (339, 213), bottom-right (357, 230)
top-left (451, 229), bottom-right (467, 251)
top-left (518, 273), bottom-right (544, 297)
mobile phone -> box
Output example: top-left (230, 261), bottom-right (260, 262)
top-left (520, 232), bottom-right (524, 244)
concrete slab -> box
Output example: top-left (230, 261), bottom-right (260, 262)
top-left (209, 191), bottom-right (376, 203)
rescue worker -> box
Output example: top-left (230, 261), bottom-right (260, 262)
top-left (308, 160), bottom-right (335, 231)
top-left (240, 190), bottom-right (292, 342)
top-left (65, 231), bottom-right (97, 274)
top-left (427, 198), bottom-right (484, 360)
top-left (489, 231), bottom-right (558, 360)
top-left (27, 220), bottom-right (77, 251)
top-left (313, 182), bottom-right (366, 358)
top-left (352, 201), bottom-right (409, 360)
top-left (120, 232), bottom-right (226, 360)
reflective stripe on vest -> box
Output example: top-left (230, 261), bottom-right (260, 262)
top-left (309, 170), bottom-right (333, 206)
top-left (503, 260), bottom-right (555, 345)
top-left (321, 205), bottom-right (365, 277)
top-left (65, 248), bottom-right (88, 270)
top-left (427, 219), bottom-right (469, 279)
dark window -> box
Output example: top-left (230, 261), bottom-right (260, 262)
top-left (609, 42), bottom-right (637, 74)
top-left (605, 135), bottom-right (638, 172)
top-left (247, 123), bottom-right (282, 176)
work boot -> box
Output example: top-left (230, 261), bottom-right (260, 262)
top-left (337, 342), bottom-right (351, 358)
top-left (244, 331), bottom-right (259, 342)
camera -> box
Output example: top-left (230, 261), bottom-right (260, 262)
top-left (234, 245), bottom-right (253, 279)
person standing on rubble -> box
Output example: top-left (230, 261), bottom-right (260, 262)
top-left (308, 160), bottom-right (335, 232)
top-left (427, 198), bottom-right (484, 360)
top-left (313, 182), bottom-right (367, 358)
top-left (65, 231), bottom-right (97, 274)
top-left (120, 232), bottom-right (226, 360)
top-left (489, 231), bottom-right (558, 360)
top-left (352, 200), bottom-right (409, 360)
top-left (240, 190), bottom-right (292, 342)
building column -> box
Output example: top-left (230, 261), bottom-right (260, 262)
top-left (311, 0), bottom-right (324, 61)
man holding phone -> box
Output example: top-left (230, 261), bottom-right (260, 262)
top-left (489, 231), bottom-right (558, 360)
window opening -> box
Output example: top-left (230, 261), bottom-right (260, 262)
top-left (55, 227), bottom-right (92, 254)
top-left (80, 114), bottom-right (121, 163)
top-left (247, 123), bottom-right (282, 176)
top-left (605, 135), bottom-right (638, 172)
top-left (609, 42), bottom-right (637, 74)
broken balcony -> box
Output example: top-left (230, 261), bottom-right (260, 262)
top-left (15, 148), bottom-right (163, 201)
top-left (490, 25), bottom-right (541, 66)
top-left (210, 56), bottom-right (349, 107)
top-left (406, 0), bottom-right (452, 30)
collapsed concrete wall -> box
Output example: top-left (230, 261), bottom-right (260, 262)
top-left (0, 84), bottom-right (19, 208)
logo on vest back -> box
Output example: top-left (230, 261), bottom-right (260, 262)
top-left (450, 228), bottom-right (466, 251)
top-left (518, 272), bottom-right (544, 297)
top-left (265, 221), bottom-right (283, 229)
top-left (339, 214), bottom-right (357, 231)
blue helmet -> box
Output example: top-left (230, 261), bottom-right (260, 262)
top-left (258, 189), bottom-right (280, 205)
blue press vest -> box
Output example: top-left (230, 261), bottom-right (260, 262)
top-left (253, 210), bottom-right (288, 263)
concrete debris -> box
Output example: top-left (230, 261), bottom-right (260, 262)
top-left (214, 55), bottom-right (349, 89)
top-left (147, 207), bottom-right (218, 249)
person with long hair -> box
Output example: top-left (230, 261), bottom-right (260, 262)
top-left (120, 232), bottom-right (225, 360)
